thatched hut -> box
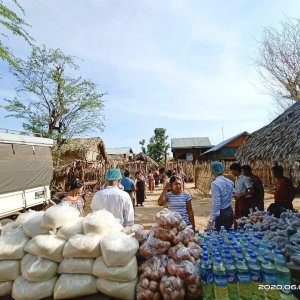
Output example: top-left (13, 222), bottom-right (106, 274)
top-left (57, 137), bottom-right (106, 165)
top-left (52, 137), bottom-right (107, 191)
top-left (236, 102), bottom-right (300, 187)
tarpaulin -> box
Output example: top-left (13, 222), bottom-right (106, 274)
top-left (0, 143), bottom-right (53, 194)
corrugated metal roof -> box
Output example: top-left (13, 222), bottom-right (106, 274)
top-left (106, 147), bottom-right (133, 155)
top-left (0, 132), bottom-right (53, 147)
top-left (202, 131), bottom-right (248, 155)
top-left (171, 137), bottom-right (211, 149)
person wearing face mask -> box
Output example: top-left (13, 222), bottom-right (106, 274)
top-left (158, 175), bottom-right (195, 230)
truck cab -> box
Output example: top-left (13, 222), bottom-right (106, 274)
top-left (0, 130), bottom-right (53, 218)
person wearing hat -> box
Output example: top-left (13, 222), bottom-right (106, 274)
top-left (90, 168), bottom-right (134, 227)
top-left (207, 161), bottom-right (234, 231)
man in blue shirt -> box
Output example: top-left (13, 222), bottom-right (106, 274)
top-left (208, 161), bottom-right (234, 231)
top-left (121, 170), bottom-right (136, 208)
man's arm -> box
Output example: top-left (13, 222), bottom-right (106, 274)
top-left (124, 195), bottom-right (134, 226)
top-left (90, 193), bottom-right (98, 211)
top-left (158, 183), bottom-right (169, 206)
top-left (210, 182), bottom-right (221, 221)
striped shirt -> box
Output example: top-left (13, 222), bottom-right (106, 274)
top-left (166, 191), bottom-right (191, 225)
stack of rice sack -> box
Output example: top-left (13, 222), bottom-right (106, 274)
top-left (13, 207), bottom-right (79, 300)
top-left (137, 208), bottom-right (202, 300)
top-left (54, 208), bottom-right (137, 300)
top-left (0, 206), bottom-right (140, 300)
top-left (0, 211), bottom-right (43, 299)
top-left (93, 232), bottom-right (139, 300)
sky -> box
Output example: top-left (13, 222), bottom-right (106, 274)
top-left (1, 0), bottom-right (300, 153)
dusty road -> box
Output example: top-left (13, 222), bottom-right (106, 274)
top-left (86, 183), bottom-right (300, 231)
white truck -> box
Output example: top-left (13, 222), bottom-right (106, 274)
top-left (0, 130), bottom-right (54, 218)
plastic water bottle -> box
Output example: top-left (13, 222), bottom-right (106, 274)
top-left (248, 253), bottom-right (264, 300)
top-left (213, 257), bottom-right (229, 300)
top-left (274, 254), bottom-right (295, 299)
top-left (200, 255), bottom-right (215, 300)
top-left (223, 254), bottom-right (239, 300)
top-left (261, 255), bottom-right (279, 299)
top-left (256, 247), bottom-right (265, 266)
top-left (236, 255), bottom-right (252, 299)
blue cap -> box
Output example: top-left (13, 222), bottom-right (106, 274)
top-left (106, 168), bottom-right (122, 181)
top-left (211, 161), bottom-right (225, 175)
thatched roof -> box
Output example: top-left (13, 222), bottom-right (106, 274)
top-left (236, 102), bottom-right (300, 164)
top-left (59, 137), bottom-right (106, 161)
top-left (135, 152), bottom-right (159, 166)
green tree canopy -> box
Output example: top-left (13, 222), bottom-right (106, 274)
top-left (2, 45), bottom-right (105, 154)
top-left (146, 128), bottom-right (170, 164)
top-left (0, 0), bottom-right (32, 66)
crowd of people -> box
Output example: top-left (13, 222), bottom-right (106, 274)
top-left (208, 161), bottom-right (296, 230)
top-left (59, 162), bottom-right (296, 232)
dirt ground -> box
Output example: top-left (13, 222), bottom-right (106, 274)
top-left (85, 183), bottom-right (300, 231)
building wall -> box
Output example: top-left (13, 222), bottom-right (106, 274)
top-left (226, 134), bottom-right (248, 148)
top-left (172, 148), bottom-right (211, 163)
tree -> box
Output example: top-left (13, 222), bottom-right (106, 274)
top-left (255, 18), bottom-right (300, 113)
top-left (146, 128), bottom-right (170, 164)
top-left (139, 139), bottom-right (146, 154)
top-left (0, 0), bottom-right (32, 66)
top-left (2, 46), bottom-right (105, 153)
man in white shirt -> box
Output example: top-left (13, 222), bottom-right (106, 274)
top-left (90, 168), bottom-right (134, 227)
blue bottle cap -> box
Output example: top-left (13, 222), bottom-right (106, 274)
top-left (237, 255), bottom-right (244, 261)
top-left (215, 257), bottom-right (222, 263)
top-left (275, 250), bottom-right (281, 255)
top-left (267, 245), bottom-right (273, 250)
top-left (250, 253), bottom-right (257, 259)
top-left (276, 254), bottom-right (284, 259)
top-left (264, 256), bottom-right (270, 262)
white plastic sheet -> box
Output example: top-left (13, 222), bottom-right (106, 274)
top-left (12, 276), bottom-right (57, 300)
top-left (54, 274), bottom-right (97, 299)
top-left (21, 253), bottom-right (58, 281)
top-left (24, 234), bottom-right (66, 262)
top-left (63, 234), bottom-right (102, 258)
top-left (100, 232), bottom-right (139, 266)
top-left (58, 258), bottom-right (94, 274)
top-left (93, 256), bottom-right (137, 282)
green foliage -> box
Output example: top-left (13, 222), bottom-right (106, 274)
top-left (146, 128), bottom-right (170, 164)
top-left (2, 45), bottom-right (105, 155)
top-left (0, 0), bottom-right (33, 66)
top-left (139, 139), bottom-right (146, 154)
